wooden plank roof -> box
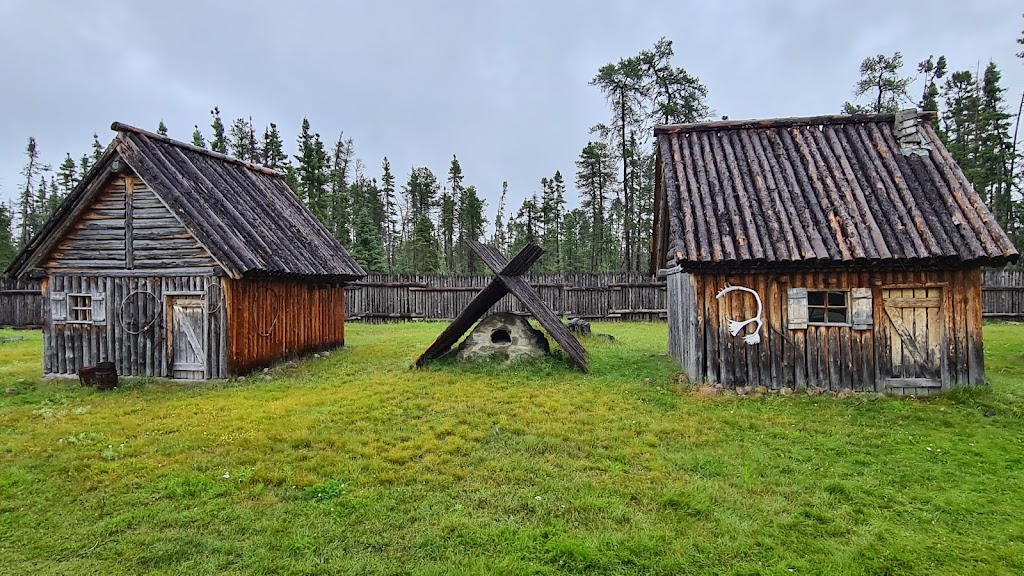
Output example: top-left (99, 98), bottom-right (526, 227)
top-left (652, 111), bottom-right (1019, 271)
top-left (6, 123), bottom-right (366, 281)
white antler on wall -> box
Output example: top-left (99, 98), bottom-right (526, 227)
top-left (715, 284), bottom-right (764, 345)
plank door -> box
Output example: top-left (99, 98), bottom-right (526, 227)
top-left (879, 287), bottom-right (945, 392)
top-left (167, 296), bottom-right (206, 379)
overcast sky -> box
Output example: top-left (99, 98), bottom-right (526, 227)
top-left (1, 1), bottom-right (1021, 219)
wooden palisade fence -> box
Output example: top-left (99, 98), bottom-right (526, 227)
top-left (344, 273), bottom-right (668, 323)
top-left (5, 270), bottom-right (1024, 328)
top-left (0, 278), bottom-right (44, 328)
top-left (981, 269), bottom-right (1024, 318)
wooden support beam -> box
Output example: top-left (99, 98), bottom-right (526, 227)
top-left (415, 242), bottom-right (589, 372)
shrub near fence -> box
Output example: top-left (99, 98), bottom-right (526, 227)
top-left (344, 273), bottom-right (668, 323)
top-left (0, 278), bottom-right (44, 328)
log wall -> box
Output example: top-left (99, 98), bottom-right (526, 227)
top-left (42, 273), bottom-right (227, 378)
top-left (225, 278), bottom-right (347, 374)
top-left (666, 267), bottom-right (985, 394)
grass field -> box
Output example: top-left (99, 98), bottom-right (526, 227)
top-left (1, 322), bottom-right (1023, 575)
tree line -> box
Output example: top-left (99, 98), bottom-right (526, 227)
top-left (2, 18), bottom-right (1023, 274)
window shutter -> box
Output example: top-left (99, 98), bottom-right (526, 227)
top-left (787, 288), bottom-right (808, 329)
top-left (92, 293), bottom-right (106, 325)
top-left (850, 288), bottom-right (872, 330)
top-left (50, 292), bottom-right (67, 324)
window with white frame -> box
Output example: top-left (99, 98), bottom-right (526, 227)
top-left (68, 294), bottom-right (93, 323)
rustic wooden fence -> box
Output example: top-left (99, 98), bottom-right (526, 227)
top-left (0, 278), bottom-right (44, 328)
top-left (344, 273), bottom-right (667, 322)
top-left (981, 269), bottom-right (1024, 318)
top-left (4, 269), bottom-right (1024, 328)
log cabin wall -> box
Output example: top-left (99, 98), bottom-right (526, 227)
top-left (225, 278), bottom-right (347, 374)
top-left (666, 267), bottom-right (984, 395)
top-left (42, 170), bottom-right (219, 274)
top-left (42, 273), bottom-right (227, 379)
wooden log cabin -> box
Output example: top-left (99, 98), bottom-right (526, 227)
top-left (4, 122), bottom-right (365, 379)
top-left (650, 110), bottom-right (1019, 395)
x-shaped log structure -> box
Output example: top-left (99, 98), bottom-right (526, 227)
top-left (415, 241), bottom-right (589, 372)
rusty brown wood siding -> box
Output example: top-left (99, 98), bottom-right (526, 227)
top-left (225, 278), bottom-right (346, 374)
top-left (42, 273), bottom-right (227, 378)
top-left (667, 268), bottom-right (984, 393)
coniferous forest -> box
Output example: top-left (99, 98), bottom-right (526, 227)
top-left (3, 24), bottom-right (1024, 274)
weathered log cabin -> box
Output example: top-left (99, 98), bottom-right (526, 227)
top-left (650, 110), bottom-right (1018, 395)
top-left (4, 122), bottom-right (365, 379)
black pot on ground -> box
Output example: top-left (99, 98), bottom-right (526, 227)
top-left (94, 362), bottom-right (118, 390)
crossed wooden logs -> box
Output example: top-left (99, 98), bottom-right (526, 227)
top-left (414, 241), bottom-right (589, 372)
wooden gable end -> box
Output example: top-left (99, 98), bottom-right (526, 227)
top-left (42, 168), bottom-right (219, 272)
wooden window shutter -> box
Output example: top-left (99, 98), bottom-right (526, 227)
top-left (850, 288), bottom-right (872, 330)
top-left (92, 293), bottom-right (107, 325)
top-left (51, 292), bottom-right (67, 324)
top-left (787, 288), bottom-right (808, 329)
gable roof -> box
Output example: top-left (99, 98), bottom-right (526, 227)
top-left (651, 111), bottom-right (1019, 271)
top-left (6, 123), bottom-right (366, 281)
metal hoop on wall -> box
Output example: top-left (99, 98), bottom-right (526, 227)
top-left (205, 282), bottom-right (224, 315)
top-left (255, 286), bottom-right (280, 337)
top-left (119, 290), bottom-right (160, 335)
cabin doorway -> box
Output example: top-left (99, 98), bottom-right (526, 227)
top-left (878, 287), bottom-right (945, 391)
top-left (167, 294), bottom-right (206, 379)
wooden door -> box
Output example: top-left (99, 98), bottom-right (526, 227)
top-left (168, 296), bottom-right (206, 379)
top-left (879, 287), bottom-right (945, 391)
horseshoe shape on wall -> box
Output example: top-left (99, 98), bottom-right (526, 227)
top-left (716, 285), bottom-right (764, 345)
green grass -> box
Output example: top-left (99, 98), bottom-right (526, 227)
top-left (1, 322), bottom-right (1023, 575)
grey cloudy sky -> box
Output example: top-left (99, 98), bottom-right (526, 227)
top-left (1, 0), bottom-right (1021, 218)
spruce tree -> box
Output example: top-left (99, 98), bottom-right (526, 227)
top-left (294, 119), bottom-right (330, 224)
top-left (439, 188), bottom-right (456, 272)
top-left (399, 167), bottom-right (441, 272)
top-left (917, 55), bottom-right (947, 113)
top-left (157, 120), bottom-right (168, 136)
top-left (261, 123), bottom-right (287, 170)
top-left (32, 176), bottom-right (48, 234)
top-left (491, 181), bottom-right (509, 254)
top-left (349, 176), bottom-right (388, 272)
top-left (539, 172), bottom-right (566, 271)
top-left (17, 137), bottom-right (42, 247)
top-left (191, 125), bottom-right (207, 149)
top-left (91, 133), bottom-right (103, 162)
top-left (327, 134), bottom-right (355, 243)
top-left (57, 153), bottom-right (77, 196)
top-left (445, 155), bottom-right (464, 272)
top-left (977, 62), bottom-right (1015, 232)
top-left (228, 117), bottom-right (255, 161)
top-left (457, 185), bottom-right (486, 275)
top-left (210, 107), bottom-right (227, 154)
top-left (0, 202), bottom-right (16, 269)
top-left (576, 141), bottom-right (616, 270)
top-left (380, 157), bottom-right (399, 271)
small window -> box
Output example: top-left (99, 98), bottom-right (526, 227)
top-left (807, 291), bottom-right (848, 324)
top-left (68, 294), bottom-right (93, 324)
